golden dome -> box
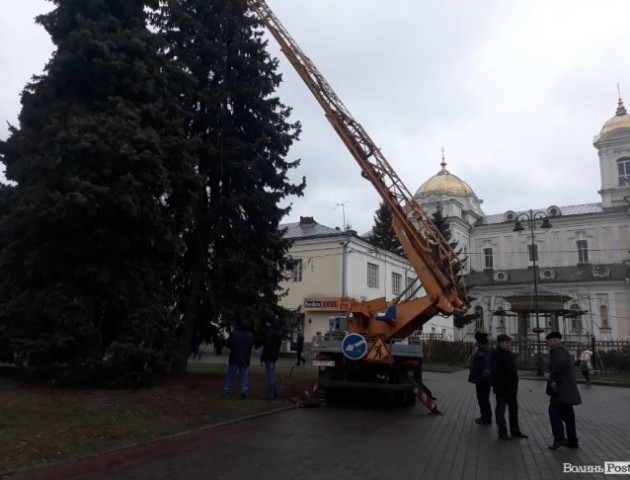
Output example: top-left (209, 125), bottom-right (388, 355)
top-left (416, 160), bottom-right (474, 196)
top-left (596, 97), bottom-right (630, 140)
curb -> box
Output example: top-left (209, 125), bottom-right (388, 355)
top-left (3, 404), bottom-right (296, 480)
top-left (519, 375), bottom-right (630, 388)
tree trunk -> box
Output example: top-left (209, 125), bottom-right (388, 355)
top-left (173, 226), bottom-right (205, 374)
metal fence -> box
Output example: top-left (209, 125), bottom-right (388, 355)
top-left (422, 339), bottom-right (630, 374)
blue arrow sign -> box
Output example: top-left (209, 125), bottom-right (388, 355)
top-left (341, 333), bottom-right (368, 360)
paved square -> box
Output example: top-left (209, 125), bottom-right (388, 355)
top-left (14, 370), bottom-right (630, 480)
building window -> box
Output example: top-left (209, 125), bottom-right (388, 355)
top-left (601, 305), bottom-right (609, 329)
top-left (571, 317), bottom-right (583, 333)
top-left (576, 240), bottom-right (589, 264)
top-left (474, 305), bottom-right (484, 331)
top-left (618, 157), bottom-right (630, 186)
top-left (291, 259), bottom-right (303, 282)
top-left (528, 244), bottom-right (538, 263)
top-left (483, 248), bottom-right (493, 270)
top-left (392, 272), bottom-right (402, 295)
top-left (367, 263), bottom-right (379, 288)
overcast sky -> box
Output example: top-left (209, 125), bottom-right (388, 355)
top-left (2, 1), bottom-right (630, 234)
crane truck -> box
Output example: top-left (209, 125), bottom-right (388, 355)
top-left (248, 0), bottom-right (470, 411)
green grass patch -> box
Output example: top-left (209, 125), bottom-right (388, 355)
top-left (588, 372), bottom-right (630, 384)
top-left (0, 363), bottom-right (318, 474)
top-left (422, 363), bottom-right (466, 373)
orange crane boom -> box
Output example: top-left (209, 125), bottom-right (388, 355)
top-left (249, 0), bottom-right (470, 339)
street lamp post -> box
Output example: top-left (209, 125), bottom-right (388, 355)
top-left (514, 209), bottom-right (552, 377)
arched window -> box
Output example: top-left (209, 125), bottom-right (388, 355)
top-left (569, 303), bottom-right (582, 333)
top-left (483, 248), bottom-right (494, 270)
top-left (496, 306), bottom-right (505, 327)
top-left (576, 240), bottom-right (589, 264)
top-left (600, 305), bottom-right (610, 329)
top-left (618, 157), bottom-right (630, 186)
top-left (474, 305), bottom-right (484, 331)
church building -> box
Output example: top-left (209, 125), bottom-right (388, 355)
top-left (414, 98), bottom-right (630, 342)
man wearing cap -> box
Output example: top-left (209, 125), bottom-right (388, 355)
top-left (545, 331), bottom-right (581, 450)
top-left (468, 332), bottom-right (492, 425)
top-left (489, 334), bottom-right (528, 440)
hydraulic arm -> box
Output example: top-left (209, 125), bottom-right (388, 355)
top-left (248, 1), bottom-right (470, 339)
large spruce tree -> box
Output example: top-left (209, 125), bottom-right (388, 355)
top-left (368, 202), bottom-right (404, 256)
top-left (152, 0), bottom-right (305, 371)
top-left (0, 0), bottom-right (189, 383)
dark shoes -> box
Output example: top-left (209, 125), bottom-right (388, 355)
top-left (224, 393), bottom-right (247, 400)
top-left (475, 418), bottom-right (492, 425)
top-left (548, 440), bottom-right (568, 450)
top-left (549, 439), bottom-right (578, 450)
top-left (266, 394), bottom-right (278, 400)
top-left (499, 432), bottom-right (528, 441)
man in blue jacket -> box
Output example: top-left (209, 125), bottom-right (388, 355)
top-left (468, 332), bottom-right (492, 425)
top-left (222, 323), bottom-right (255, 399)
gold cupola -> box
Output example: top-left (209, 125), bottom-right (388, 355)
top-left (594, 97), bottom-right (630, 143)
top-left (415, 159), bottom-right (474, 196)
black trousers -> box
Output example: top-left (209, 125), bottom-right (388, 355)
top-left (549, 400), bottom-right (577, 443)
top-left (495, 393), bottom-right (521, 436)
top-left (296, 349), bottom-right (305, 365)
top-left (475, 382), bottom-right (492, 421)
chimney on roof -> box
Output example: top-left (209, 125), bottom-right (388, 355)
top-left (299, 216), bottom-right (315, 225)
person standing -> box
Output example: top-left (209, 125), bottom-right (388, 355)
top-left (222, 323), bottom-right (255, 399)
top-left (190, 332), bottom-right (203, 360)
top-left (546, 331), bottom-right (582, 450)
top-left (260, 318), bottom-right (283, 399)
top-left (489, 334), bottom-right (528, 440)
top-left (295, 330), bottom-right (306, 366)
top-left (579, 346), bottom-right (593, 385)
top-left (468, 332), bottom-right (492, 425)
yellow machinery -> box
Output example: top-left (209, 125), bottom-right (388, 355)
top-left (248, 1), bottom-right (470, 409)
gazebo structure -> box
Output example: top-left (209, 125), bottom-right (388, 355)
top-left (500, 286), bottom-right (575, 375)
top-left (503, 285), bottom-right (573, 339)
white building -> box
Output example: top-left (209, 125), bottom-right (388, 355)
top-left (414, 98), bottom-right (630, 342)
top-left (279, 217), bottom-right (455, 343)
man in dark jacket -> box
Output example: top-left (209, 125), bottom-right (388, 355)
top-left (489, 334), bottom-right (528, 440)
top-left (295, 330), bottom-right (305, 366)
top-left (545, 331), bottom-right (582, 450)
top-left (222, 323), bottom-right (255, 399)
top-left (468, 332), bottom-right (492, 425)
top-left (260, 319), bottom-right (283, 399)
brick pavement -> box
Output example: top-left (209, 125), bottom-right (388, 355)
top-left (9, 370), bottom-right (630, 480)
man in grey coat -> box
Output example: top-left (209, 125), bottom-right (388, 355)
top-left (545, 331), bottom-right (582, 450)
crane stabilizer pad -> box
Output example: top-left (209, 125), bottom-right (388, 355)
top-left (364, 337), bottom-right (394, 364)
top-left (417, 383), bottom-right (442, 414)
